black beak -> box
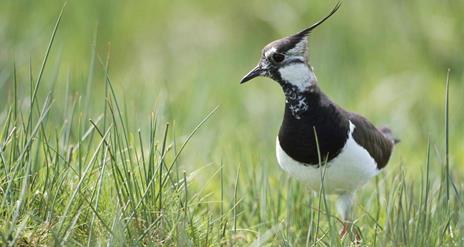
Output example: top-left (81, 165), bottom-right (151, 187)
top-left (240, 65), bottom-right (264, 84)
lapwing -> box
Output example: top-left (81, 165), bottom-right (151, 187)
top-left (240, 2), bottom-right (398, 238)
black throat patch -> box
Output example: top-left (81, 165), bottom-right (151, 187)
top-left (278, 87), bottom-right (350, 166)
top-left (281, 83), bottom-right (310, 119)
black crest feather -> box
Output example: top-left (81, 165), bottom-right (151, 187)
top-left (296, 2), bottom-right (341, 37)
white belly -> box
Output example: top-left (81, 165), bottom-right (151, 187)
top-left (275, 121), bottom-right (379, 194)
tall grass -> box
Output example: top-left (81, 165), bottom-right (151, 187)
top-left (1, 4), bottom-right (463, 247)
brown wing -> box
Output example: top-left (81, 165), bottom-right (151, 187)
top-left (348, 113), bottom-right (394, 169)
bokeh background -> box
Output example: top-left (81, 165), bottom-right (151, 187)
top-left (0, 0), bottom-right (463, 244)
top-left (1, 0), bottom-right (463, 171)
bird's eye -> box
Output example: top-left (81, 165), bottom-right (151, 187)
top-left (271, 53), bottom-right (285, 63)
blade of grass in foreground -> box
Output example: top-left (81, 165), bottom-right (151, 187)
top-left (444, 68), bottom-right (450, 205)
top-left (27, 3), bottom-right (66, 136)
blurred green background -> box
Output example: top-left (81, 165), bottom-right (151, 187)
top-left (1, 0), bottom-right (464, 245)
top-left (1, 0), bottom-right (463, 195)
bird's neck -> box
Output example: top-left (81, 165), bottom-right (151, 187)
top-left (281, 84), bottom-right (321, 119)
top-left (277, 63), bottom-right (318, 119)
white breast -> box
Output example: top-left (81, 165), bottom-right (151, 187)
top-left (275, 121), bottom-right (379, 194)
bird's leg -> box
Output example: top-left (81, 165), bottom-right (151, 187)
top-left (339, 221), bottom-right (362, 243)
top-left (336, 193), bottom-right (353, 225)
top-left (336, 193), bottom-right (361, 241)
top-left (339, 221), bottom-right (350, 238)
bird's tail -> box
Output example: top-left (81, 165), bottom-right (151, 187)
top-left (379, 127), bottom-right (400, 145)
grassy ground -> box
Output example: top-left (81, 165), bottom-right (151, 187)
top-left (1, 1), bottom-right (463, 246)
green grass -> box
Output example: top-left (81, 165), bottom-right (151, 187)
top-left (1, 1), bottom-right (463, 246)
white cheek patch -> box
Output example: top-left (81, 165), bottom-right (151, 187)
top-left (278, 63), bottom-right (316, 91)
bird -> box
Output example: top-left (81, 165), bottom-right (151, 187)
top-left (240, 2), bottom-right (398, 239)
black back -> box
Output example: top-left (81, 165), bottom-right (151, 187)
top-left (348, 113), bottom-right (394, 169)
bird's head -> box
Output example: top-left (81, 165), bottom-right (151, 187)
top-left (240, 3), bottom-right (341, 92)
